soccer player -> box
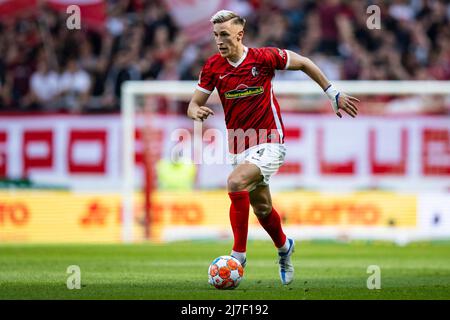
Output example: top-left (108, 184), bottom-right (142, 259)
top-left (187, 10), bottom-right (359, 285)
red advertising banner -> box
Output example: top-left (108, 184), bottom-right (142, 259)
top-left (0, 114), bottom-right (449, 191)
top-left (0, 0), bottom-right (37, 18)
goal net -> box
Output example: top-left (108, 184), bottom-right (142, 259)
top-left (121, 80), bottom-right (450, 244)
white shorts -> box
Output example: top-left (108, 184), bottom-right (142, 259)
top-left (228, 143), bottom-right (287, 187)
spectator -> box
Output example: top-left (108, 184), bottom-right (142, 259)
top-left (0, 57), bottom-right (6, 109)
top-left (317, 0), bottom-right (343, 55)
top-left (103, 48), bottom-right (141, 110)
top-left (58, 58), bottom-right (92, 113)
top-left (29, 58), bottom-right (60, 111)
top-left (5, 46), bottom-right (35, 110)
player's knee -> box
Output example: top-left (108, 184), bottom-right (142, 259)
top-left (253, 203), bottom-right (272, 219)
top-left (227, 174), bottom-right (248, 192)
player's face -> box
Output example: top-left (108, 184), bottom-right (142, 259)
top-left (213, 21), bottom-right (244, 61)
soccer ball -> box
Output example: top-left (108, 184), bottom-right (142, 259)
top-left (208, 255), bottom-right (244, 289)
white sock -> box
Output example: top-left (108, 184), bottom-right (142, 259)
top-left (277, 238), bottom-right (290, 253)
top-left (231, 250), bottom-right (246, 264)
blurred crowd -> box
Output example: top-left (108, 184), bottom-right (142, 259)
top-left (0, 0), bottom-right (449, 114)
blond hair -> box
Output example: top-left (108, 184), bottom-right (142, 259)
top-left (210, 10), bottom-right (246, 27)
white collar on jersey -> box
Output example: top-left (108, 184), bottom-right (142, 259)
top-left (227, 46), bottom-right (248, 68)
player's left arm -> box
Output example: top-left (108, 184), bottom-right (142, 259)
top-left (285, 50), bottom-right (359, 118)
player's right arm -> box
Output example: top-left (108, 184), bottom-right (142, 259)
top-left (187, 89), bottom-right (215, 122)
top-left (188, 57), bottom-right (217, 122)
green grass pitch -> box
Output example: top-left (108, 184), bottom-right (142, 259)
top-left (1, 240), bottom-right (450, 300)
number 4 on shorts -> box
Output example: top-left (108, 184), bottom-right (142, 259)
top-left (256, 148), bottom-right (265, 156)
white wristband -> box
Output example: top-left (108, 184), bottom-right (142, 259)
top-left (324, 84), bottom-right (340, 113)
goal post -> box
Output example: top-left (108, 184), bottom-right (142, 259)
top-left (120, 80), bottom-right (450, 243)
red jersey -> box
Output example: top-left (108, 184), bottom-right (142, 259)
top-left (197, 46), bottom-right (289, 154)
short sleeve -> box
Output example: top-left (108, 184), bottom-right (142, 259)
top-left (262, 47), bottom-right (290, 70)
top-left (196, 60), bottom-right (215, 94)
